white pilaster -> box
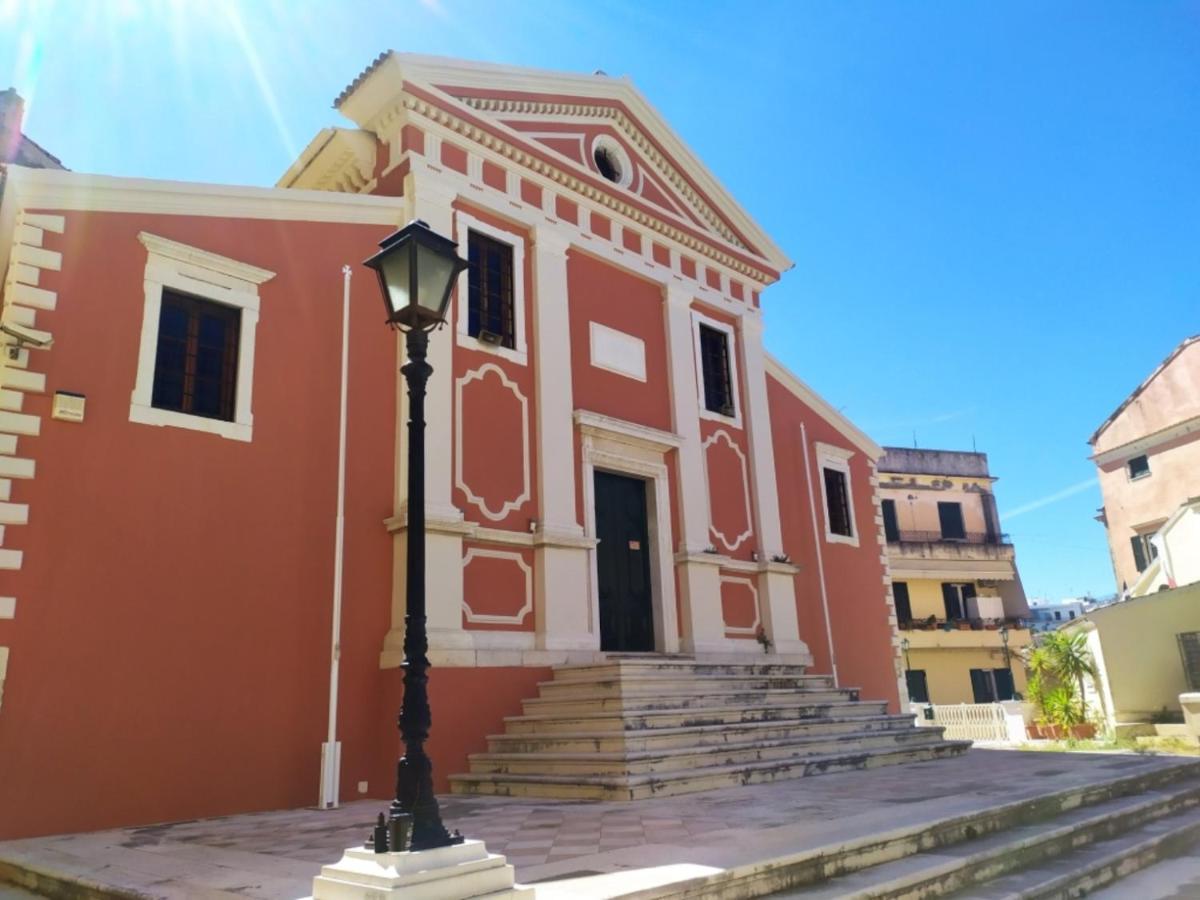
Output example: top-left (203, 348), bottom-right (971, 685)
top-left (664, 284), bottom-right (726, 653)
top-left (530, 226), bottom-right (593, 651)
top-left (664, 285), bottom-right (709, 553)
top-left (740, 310), bottom-right (806, 656)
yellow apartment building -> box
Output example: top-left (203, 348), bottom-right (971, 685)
top-left (877, 447), bottom-right (1032, 705)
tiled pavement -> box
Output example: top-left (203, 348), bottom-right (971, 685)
top-left (0, 750), bottom-right (1195, 899)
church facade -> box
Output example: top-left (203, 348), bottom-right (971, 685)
top-left (0, 54), bottom-right (904, 838)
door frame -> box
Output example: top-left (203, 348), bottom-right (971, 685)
top-left (577, 411), bottom-right (681, 655)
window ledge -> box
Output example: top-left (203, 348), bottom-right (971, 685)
top-left (699, 406), bottom-right (742, 429)
top-left (825, 531), bottom-right (860, 548)
top-left (455, 331), bottom-right (528, 366)
top-left (130, 403), bottom-right (252, 442)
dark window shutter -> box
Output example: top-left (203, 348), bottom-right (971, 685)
top-left (993, 668), bottom-right (1015, 701)
top-left (467, 231), bottom-right (515, 349)
top-left (1178, 633), bottom-right (1200, 691)
top-left (1131, 535), bottom-right (1148, 572)
top-left (882, 499), bottom-right (900, 542)
top-left (942, 583), bottom-right (964, 620)
top-left (698, 324), bottom-right (734, 415)
top-left (824, 468), bottom-right (853, 537)
top-left (893, 582), bottom-right (912, 624)
top-left (906, 670), bottom-right (929, 703)
top-left (970, 669), bottom-right (995, 703)
top-left (938, 502), bottom-right (966, 540)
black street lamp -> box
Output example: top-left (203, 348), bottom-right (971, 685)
top-left (900, 637), bottom-right (911, 672)
top-left (999, 624), bottom-right (1012, 671)
top-left (364, 220), bottom-right (468, 852)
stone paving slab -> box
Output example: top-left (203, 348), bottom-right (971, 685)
top-left (0, 750), bottom-right (1195, 899)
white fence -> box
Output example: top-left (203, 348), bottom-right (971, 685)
top-left (917, 702), bottom-right (1028, 742)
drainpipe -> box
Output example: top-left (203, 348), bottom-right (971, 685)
top-left (801, 421), bottom-right (838, 686)
top-left (320, 265), bottom-right (352, 809)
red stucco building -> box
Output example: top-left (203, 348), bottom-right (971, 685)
top-left (0, 54), bottom-right (942, 839)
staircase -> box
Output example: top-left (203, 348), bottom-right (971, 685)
top-left (768, 759), bottom-right (1200, 900)
top-left (449, 657), bottom-right (968, 800)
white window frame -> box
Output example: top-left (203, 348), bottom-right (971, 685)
top-left (691, 309), bottom-right (742, 429)
top-left (1127, 454), bottom-right (1151, 481)
top-left (816, 441), bottom-right (858, 546)
top-left (454, 211), bottom-right (527, 366)
top-left (130, 232), bottom-right (274, 442)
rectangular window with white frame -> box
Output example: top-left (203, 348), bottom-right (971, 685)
top-left (454, 211), bottom-right (527, 365)
top-left (130, 233), bottom-right (274, 442)
top-left (816, 441), bottom-right (857, 546)
top-left (691, 310), bottom-right (741, 428)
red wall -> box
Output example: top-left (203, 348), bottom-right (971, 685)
top-left (0, 210), bottom-right (533, 838)
top-left (567, 251), bottom-right (671, 431)
top-left (766, 375), bottom-right (900, 712)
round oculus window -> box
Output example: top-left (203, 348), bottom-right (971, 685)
top-left (590, 137), bottom-right (632, 187)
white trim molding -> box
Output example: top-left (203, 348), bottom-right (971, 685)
top-left (462, 547), bottom-right (533, 625)
top-left (720, 574), bottom-right (761, 636)
top-left (577, 411), bottom-right (681, 654)
top-left (691, 309), bottom-right (743, 429)
top-left (129, 233), bottom-right (275, 442)
top-left (588, 322), bottom-right (647, 382)
top-left (453, 210), bottom-right (528, 366)
top-left (816, 440), bottom-right (859, 547)
top-left (702, 428), bottom-right (753, 553)
top-left (454, 362), bottom-right (531, 521)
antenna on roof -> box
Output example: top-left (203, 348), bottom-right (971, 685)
top-left (972, 434), bottom-right (977, 453)
top-left (912, 430), bottom-right (918, 449)
top-left (593, 69), bottom-right (608, 76)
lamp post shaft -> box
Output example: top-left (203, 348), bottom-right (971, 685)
top-left (391, 327), bottom-right (458, 850)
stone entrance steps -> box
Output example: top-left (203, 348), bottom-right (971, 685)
top-left (449, 658), bottom-right (967, 801)
top-left (763, 759), bottom-right (1200, 900)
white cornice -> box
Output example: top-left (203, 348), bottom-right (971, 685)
top-left (332, 52), bottom-right (791, 275)
top-left (276, 128), bottom-right (377, 192)
top-left (1091, 413), bottom-right (1200, 467)
top-left (764, 354), bottom-right (883, 460)
top-left (398, 96), bottom-right (773, 282)
top-left (138, 232), bottom-right (276, 284)
top-left (573, 409), bottom-right (683, 452)
top-left (2, 166), bottom-right (403, 225)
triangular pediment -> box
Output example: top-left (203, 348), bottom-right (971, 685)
top-left (333, 53), bottom-right (790, 275)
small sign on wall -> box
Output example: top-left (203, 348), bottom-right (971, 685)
top-left (51, 391), bottom-right (85, 423)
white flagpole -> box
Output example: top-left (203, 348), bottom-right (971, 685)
top-left (320, 265), bottom-right (352, 809)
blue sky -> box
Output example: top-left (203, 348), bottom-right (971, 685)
top-left (4, 1), bottom-right (1197, 600)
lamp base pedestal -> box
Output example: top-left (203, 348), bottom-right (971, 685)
top-left (312, 840), bottom-right (532, 900)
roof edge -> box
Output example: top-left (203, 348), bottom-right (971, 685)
top-left (1089, 334), bottom-right (1200, 446)
top-left (765, 354), bottom-right (883, 460)
top-left (332, 51), bottom-right (792, 274)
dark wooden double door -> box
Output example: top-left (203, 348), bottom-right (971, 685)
top-left (594, 471), bottom-right (654, 652)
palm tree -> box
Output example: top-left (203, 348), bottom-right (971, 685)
top-left (1043, 631), bottom-right (1098, 723)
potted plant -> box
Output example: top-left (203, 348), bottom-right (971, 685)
top-left (1021, 632), bottom-right (1101, 740)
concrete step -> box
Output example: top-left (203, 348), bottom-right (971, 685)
top-left (534, 674), bottom-right (840, 699)
top-left (549, 660), bottom-right (815, 682)
top-left (449, 739), bottom-right (970, 800)
top-left (961, 803), bottom-right (1200, 899)
top-left (468, 726), bottom-right (949, 777)
top-left (503, 699), bottom-right (890, 734)
top-left (520, 687), bottom-right (858, 716)
top-left (762, 764), bottom-right (1200, 899)
top-left (793, 783), bottom-right (1200, 898)
top-left (486, 713), bottom-right (921, 754)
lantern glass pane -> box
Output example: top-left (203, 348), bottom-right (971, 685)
top-left (415, 242), bottom-right (459, 318)
top-left (379, 245), bottom-right (412, 318)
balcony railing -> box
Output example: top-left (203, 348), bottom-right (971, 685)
top-left (899, 616), bottom-right (1029, 632)
top-left (888, 530), bottom-right (1011, 546)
